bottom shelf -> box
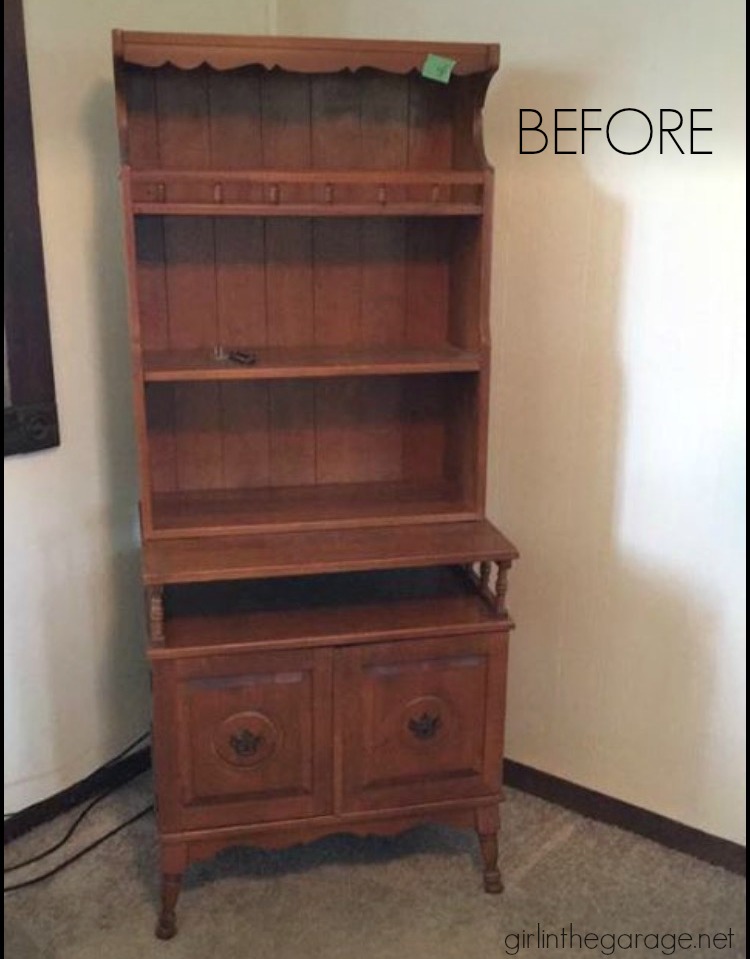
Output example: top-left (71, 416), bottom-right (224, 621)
top-left (152, 567), bottom-right (508, 657)
top-left (151, 480), bottom-right (475, 537)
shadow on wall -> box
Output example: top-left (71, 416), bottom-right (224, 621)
top-left (72, 81), bottom-right (149, 748)
top-left (486, 69), bottom-right (715, 816)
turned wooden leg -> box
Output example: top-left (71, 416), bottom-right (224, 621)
top-left (155, 873), bottom-right (182, 939)
top-left (478, 832), bottom-right (504, 894)
top-left (475, 805), bottom-right (503, 894)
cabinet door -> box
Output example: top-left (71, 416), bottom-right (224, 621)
top-left (335, 634), bottom-right (507, 813)
top-left (152, 648), bottom-right (332, 831)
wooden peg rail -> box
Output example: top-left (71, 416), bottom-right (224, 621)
top-left (124, 169), bottom-right (486, 217)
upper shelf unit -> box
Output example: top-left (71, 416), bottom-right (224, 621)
top-left (116, 32), bottom-right (499, 539)
top-left (113, 32), bottom-right (499, 207)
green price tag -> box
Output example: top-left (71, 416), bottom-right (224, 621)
top-left (421, 53), bottom-right (456, 84)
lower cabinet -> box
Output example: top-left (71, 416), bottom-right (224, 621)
top-left (146, 563), bottom-right (517, 940)
top-left (152, 633), bottom-right (508, 832)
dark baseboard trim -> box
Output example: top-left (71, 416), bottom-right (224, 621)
top-left (4, 747), bottom-right (150, 846)
top-left (504, 759), bottom-right (746, 877)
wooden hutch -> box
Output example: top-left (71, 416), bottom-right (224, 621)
top-left (113, 30), bottom-right (518, 939)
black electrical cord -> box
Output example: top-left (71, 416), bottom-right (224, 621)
top-left (4, 731), bottom-right (150, 874)
top-left (4, 730), bottom-right (149, 819)
top-left (97, 730), bottom-right (151, 771)
top-left (5, 783), bottom-right (121, 873)
top-left (4, 804), bottom-right (153, 893)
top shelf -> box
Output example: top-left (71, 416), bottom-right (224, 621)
top-left (125, 168), bottom-right (488, 217)
top-left (114, 30), bottom-right (499, 77)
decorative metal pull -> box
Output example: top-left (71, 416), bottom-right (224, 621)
top-left (408, 712), bottom-right (441, 740)
top-left (229, 728), bottom-right (263, 757)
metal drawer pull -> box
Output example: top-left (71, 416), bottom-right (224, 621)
top-left (408, 712), bottom-right (442, 740)
top-left (229, 729), bottom-right (264, 757)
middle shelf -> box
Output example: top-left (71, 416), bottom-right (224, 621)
top-left (151, 479), bottom-right (477, 538)
top-left (142, 345), bottom-right (481, 382)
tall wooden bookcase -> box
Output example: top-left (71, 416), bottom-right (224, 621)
top-left (113, 31), bottom-right (518, 940)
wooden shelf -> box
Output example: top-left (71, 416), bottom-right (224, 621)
top-left (150, 567), bottom-right (509, 659)
top-left (151, 481), bottom-right (477, 539)
top-left (126, 169), bottom-right (486, 217)
top-left (133, 202), bottom-right (484, 218)
top-left (143, 346), bottom-right (481, 383)
top-left (115, 31), bottom-right (499, 76)
top-left (142, 519), bottom-right (519, 585)
top-left (129, 169), bottom-right (487, 183)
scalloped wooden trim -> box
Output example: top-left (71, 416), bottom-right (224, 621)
top-left (113, 30), bottom-right (499, 77)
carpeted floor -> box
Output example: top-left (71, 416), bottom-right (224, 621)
top-left (4, 774), bottom-right (745, 958)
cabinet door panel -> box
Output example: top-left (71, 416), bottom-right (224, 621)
top-left (153, 648), bottom-right (332, 830)
top-left (335, 634), bottom-right (507, 812)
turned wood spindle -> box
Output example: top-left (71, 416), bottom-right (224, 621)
top-left (147, 586), bottom-right (165, 646)
top-left (494, 562), bottom-right (510, 617)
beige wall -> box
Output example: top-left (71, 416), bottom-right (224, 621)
top-left (3, 0), bottom-right (274, 812)
top-left (5, 1), bottom-right (745, 846)
top-left (279, 0), bottom-right (747, 843)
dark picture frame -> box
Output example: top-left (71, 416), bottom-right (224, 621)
top-left (4, 0), bottom-right (59, 456)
